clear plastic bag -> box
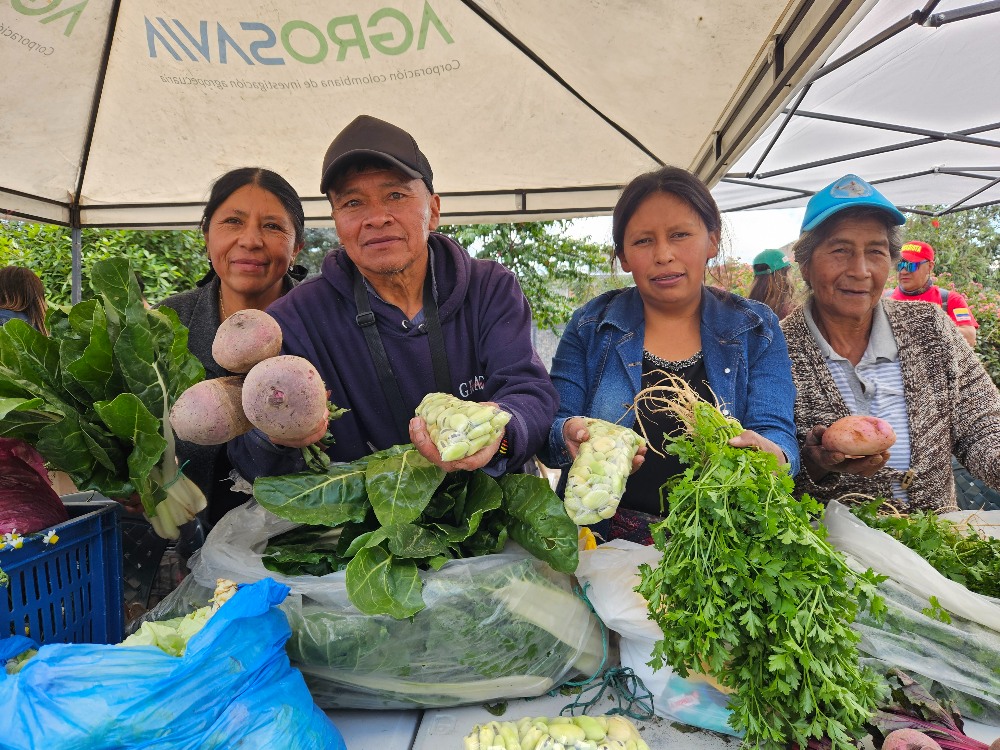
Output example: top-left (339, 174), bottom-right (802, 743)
top-left (854, 577), bottom-right (1000, 725)
top-left (575, 540), bottom-right (739, 736)
top-left (0, 578), bottom-right (345, 750)
top-left (151, 501), bottom-right (604, 709)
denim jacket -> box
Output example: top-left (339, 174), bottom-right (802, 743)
top-left (541, 286), bottom-right (800, 476)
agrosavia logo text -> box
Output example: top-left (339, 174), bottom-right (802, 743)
top-left (145, 2), bottom-right (453, 65)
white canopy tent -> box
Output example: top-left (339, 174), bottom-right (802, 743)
top-left (1, 0), bottom-right (872, 299)
top-left (713, 0), bottom-right (1000, 217)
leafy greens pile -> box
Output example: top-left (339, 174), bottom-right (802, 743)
top-left (635, 376), bottom-right (886, 750)
top-left (257, 444), bottom-right (579, 618)
top-left (851, 499), bottom-right (1000, 599)
top-left (0, 259), bottom-right (205, 537)
top-left (285, 556), bottom-right (603, 710)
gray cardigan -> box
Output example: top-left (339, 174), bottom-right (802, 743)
top-left (781, 299), bottom-right (1000, 511)
top-left (158, 273), bottom-right (298, 521)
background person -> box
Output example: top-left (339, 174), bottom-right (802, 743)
top-left (0, 265), bottom-right (48, 334)
top-left (888, 240), bottom-right (978, 346)
top-left (540, 166), bottom-right (799, 544)
top-left (748, 248), bottom-right (796, 320)
top-left (159, 167), bottom-right (307, 527)
top-left (229, 115), bottom-right (557, 480)
top-left (782, 174), bottom-right (1000, 511)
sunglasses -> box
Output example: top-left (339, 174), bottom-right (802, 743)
top-left (896, 260), bottom-right (928, 273)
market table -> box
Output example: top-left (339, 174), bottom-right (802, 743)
top-left (326, 698), bottom-right (1000, 749)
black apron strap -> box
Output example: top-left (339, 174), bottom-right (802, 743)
top-left (353, 268), bottom-right (410, 441)
top-left (421, 269), bottom-right (452, 393)
top-left (352, 261), bottom-right (453, 440)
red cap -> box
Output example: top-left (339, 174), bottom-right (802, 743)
top-left (900, 240), bottom-right (934, 263)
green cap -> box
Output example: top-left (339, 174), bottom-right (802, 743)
top-left (752, 248), bottom-right (791, 276)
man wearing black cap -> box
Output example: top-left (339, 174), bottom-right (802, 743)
top-left (229, 115), bottom-right (558, 479)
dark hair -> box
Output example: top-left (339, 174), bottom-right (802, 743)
top-left (748, 266), bottom-right (796, 320)
top-left (0, 266), bottom-right (48, 334)
top-left (792, 205), bottom-right (903, 287)
top-left (201, 167), bottom-right (305, 245)
top-left (612, 166), bottom-right (722, 259)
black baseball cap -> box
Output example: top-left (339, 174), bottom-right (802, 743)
top-left (319, 115), bottom-right (434, 194)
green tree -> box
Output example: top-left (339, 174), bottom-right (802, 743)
top-left (440, 221), bottom-right (617, 332)
top-left (902, 206), bottom-right (1000, 289)
top-left (0, 221), bottom-right (207, 306)
top-left (298, 227), bottom-right (338, 277)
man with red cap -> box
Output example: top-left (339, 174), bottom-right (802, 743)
top-left (888, 240), bottom-right (978, 346)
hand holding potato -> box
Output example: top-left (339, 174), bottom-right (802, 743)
top-left (802, 424), bottom-right (890, 481)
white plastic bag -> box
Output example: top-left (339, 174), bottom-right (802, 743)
top-left (822, 500), bottom-right (1000, 631)
top-left (576, 540), bottom-right (738, 735)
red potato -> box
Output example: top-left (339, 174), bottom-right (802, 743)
top-left (242, 355), bottom-right (328, 442)
top-left (169, 376), bottom-right (252, 445)
top-left (881, 728), bottom-right (943, 750)
top-left (822, 415), bottom-right (896, 457)
top-left (212, 309), bottom-right (283, 373)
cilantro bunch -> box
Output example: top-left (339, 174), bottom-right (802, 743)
top-left (635, 377), bottom-right (886, 750)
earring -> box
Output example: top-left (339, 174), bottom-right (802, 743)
top-left (288, 264), bottom-right (294, 272)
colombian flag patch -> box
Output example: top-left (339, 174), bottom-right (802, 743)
top-left (954, 307), bottom-right (972, 322)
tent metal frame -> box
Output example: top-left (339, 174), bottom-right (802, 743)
top-left (718, 0), bottom-right (1000, 219)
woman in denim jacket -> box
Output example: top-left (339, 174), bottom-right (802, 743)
top-left (541, 167), bottom-right (799, 543)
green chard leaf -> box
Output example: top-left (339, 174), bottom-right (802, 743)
top-left (499, 473), bottom-right (579, 574)
top-left (346, 545), bottom-right (424, 618)
top-left (366, 448), bottom-right (446, 527)
top-left (255, 463), bottom-right (370, 526)
top-left (94, 393), bottom-right (169, 510)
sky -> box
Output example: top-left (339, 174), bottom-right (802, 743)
top-left (568, 207), bottom-right (806, 265)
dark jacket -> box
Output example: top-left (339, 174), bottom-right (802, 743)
top-left (159, 273), bottom-right (298, 522)
top-left (229, 233), bottom-right (558, 480)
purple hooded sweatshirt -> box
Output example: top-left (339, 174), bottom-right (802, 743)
top-left (229, 232), bottom-right (558, 479)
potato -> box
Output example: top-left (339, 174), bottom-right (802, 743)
top-left (212, 309), bottom-right (282, 373)
top-left (169, 376), bottom-right (252, 445)
top-left (989, 736), bottom-right (1000, 750)
top-left (242, 355), bottom-right (328, 442)
top-left (881, 728), bottom-right (943, 750)
top-left (822, 415), bottom-right (896, 457)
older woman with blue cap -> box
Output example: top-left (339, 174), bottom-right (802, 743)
top-left (781, 174), bottom-right (1000, 511)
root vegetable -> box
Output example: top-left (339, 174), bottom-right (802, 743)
top-left (564, 418), bottom-right (644, 526)
top-left (242, 355), bottom-right (328, 442)
top-left (822, 415), bottom-right (896, 457)
top-left (169, 376), bottom-right (251, 445)
top-left (415, 392), bottom-right (510, 462)
top-left (989, 737), bottom-right (1000, 750)
top-left (211, 309), bottom-right (282, 373)
top-left (881, 728), bottom-right (943, 750)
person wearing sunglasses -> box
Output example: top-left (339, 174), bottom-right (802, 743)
top-left (780, 174), bottom-right (1000, 511)
top-left (888, 240), bottom-right (978, 346)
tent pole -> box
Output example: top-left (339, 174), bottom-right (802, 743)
top-left (71, 205), bottom-right (82, 304)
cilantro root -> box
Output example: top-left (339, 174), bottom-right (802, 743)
top-left (634, 374), bottom-right (886, 750)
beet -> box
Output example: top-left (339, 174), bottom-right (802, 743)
top-left (0, 438), bottom-right (68, 535)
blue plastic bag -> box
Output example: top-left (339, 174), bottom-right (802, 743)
top-left (0, 578), bottom-right (346, 750)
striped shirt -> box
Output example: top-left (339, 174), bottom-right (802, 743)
top-left (803, 301), bottom-right (912, 503)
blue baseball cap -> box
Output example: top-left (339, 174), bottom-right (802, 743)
top-left (801, 174), bottom-right (906, 232)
